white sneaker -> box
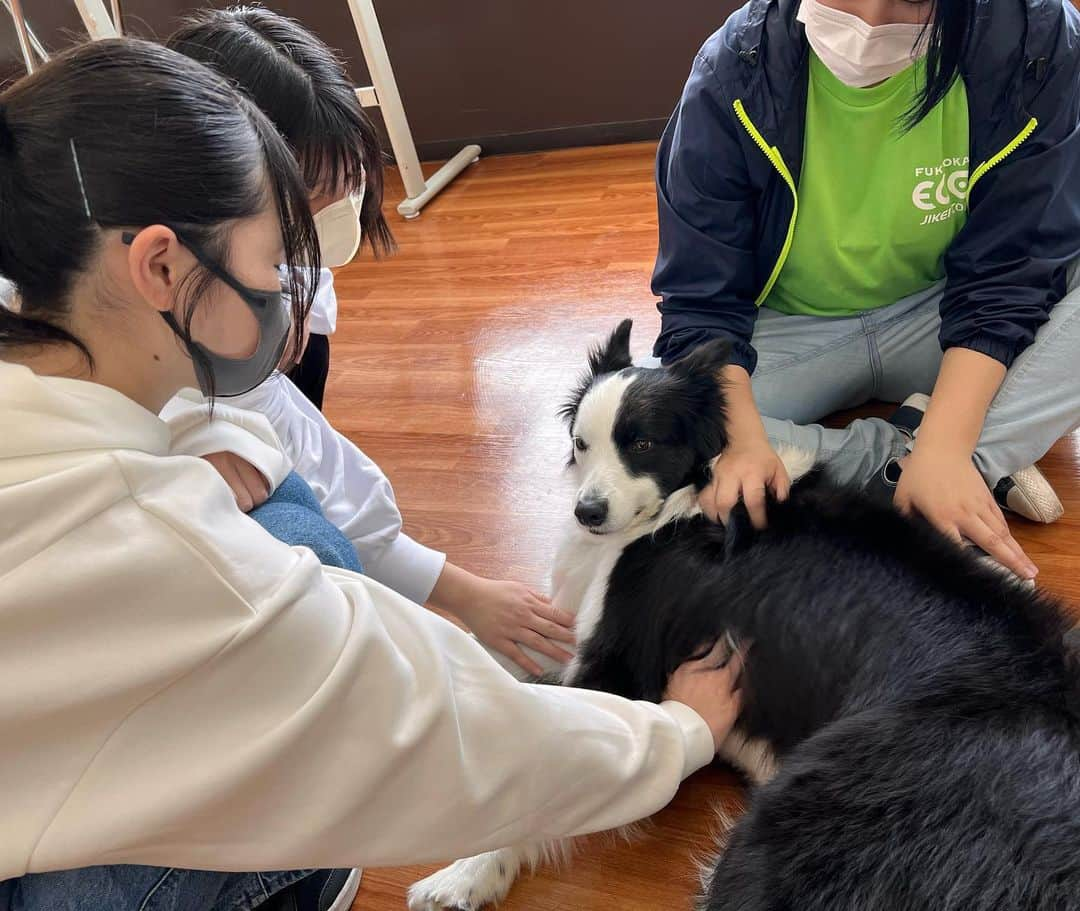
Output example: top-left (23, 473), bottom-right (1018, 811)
top-left (888, 394), bottom-right (1063, 524)
top-left (993, 465), bottom-right (1064, 524)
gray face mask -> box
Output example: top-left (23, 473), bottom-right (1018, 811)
top-left (123, 231), bottom-right (291, 397)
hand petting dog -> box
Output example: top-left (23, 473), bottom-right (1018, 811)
top-left (430, 563), bottom-right (576, 677)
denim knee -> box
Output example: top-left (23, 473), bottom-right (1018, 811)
top-left (250, 473), bottom-right (362, 573)
top-left (265, 470), bottom-right (323, 513)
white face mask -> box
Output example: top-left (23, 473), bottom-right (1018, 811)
top-left (797, 0), bottom-right (929, 88)
top-left (313, 191), bottom-right (365, 268)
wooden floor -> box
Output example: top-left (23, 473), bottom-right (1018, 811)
top-left (326, 141), bottom-right (1080, 911)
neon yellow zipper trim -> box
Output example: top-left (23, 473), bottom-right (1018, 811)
top-left (733, 99), bottom-right (798, 307)
top-left (968, 117), bottom-right (1038, 196)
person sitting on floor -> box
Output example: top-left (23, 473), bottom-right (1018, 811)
top-left (0, 38), bottom-right (744, 911)
top-left (162, 6), bottom-right (574, 678)
top-left (651, 0), bottom-right (1080, 580)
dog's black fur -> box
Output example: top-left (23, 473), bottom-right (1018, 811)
top-left (564, 323), bottom-right (1080, 910)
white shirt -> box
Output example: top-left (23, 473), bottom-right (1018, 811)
top-left (0, 359), bottom-right (713, 880)
top-left (292, 266), bottom-right (337, 337)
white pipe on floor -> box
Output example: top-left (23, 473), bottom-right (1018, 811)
top-left (343, 0), bottom-right (480, 219)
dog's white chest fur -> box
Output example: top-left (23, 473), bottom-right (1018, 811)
top-left (480, 519), bottom-right (625, 681)
top-left (552, 524), bottom-right (628, 680)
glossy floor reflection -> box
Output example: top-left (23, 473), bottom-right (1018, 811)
top-left (326, 142), bottom-right (1080, 911)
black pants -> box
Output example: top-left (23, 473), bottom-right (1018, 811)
top-left (287, 333), bottom-right (330, 412)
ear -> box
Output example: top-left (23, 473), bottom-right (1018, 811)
top-left (668, 337), bottom-right (731, 382)
top-left (588, 318), bottom-right (633, 377)
top-left (668, 339), bottom-right (731, 484)
top-left (123, 225), bottom-right (194, 316)
top-left (558, 319), bottom-right (634, 429)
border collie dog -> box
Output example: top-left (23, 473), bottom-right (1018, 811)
top-left (410, 320), bottom-right (1080, 911)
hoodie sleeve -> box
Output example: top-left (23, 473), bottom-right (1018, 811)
top-left (160, 390), bottom-right (293, 491)
top-left (16, 456), bottom-right (713, 875)
top-left (940, 29), bottom-right (1080, 367)
top-left (651, 51), bottom-right (763, 372)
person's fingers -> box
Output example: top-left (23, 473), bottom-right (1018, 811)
top-left (538, 601), bottom-right (576, 630)
top-left (224, 462), bottom-right (255, 512)
top-left (721, 646), bottom-right (746, 683)
top-left (916, 504), bottom-right (962, 545)
top-left (772, 467), bottom-right (791, 503)
top-left (697, 478), bottom-right (723, 523)
top-left (529, 615), bottom-right (577, 644)
top-left (686, 637), bottom-right (730, 669)
top-left (980, 500), bottom-right (1035, 574)
top-left (966, 514), bottom-right (1034, 579)
top-left (709, 473), bottom-right (743, 525)
top-left (742, 482), bottom-right (768, 530)
top-left (238, 461), bottom-right (269, 510)
top-left (530, 591), bottom-right (553, 605)
top-left (975, 508), bottom-right (1038, 579)
top-left (521, 631), bottom-right (575, 665)
top-left (504, 643), bottom-right (544, 678)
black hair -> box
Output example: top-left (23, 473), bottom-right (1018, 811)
top-left (905, 0), bottom-right (975, 129)
top-left (0, 37), bottom-right (320, 395)
top-left (167, 5), bottom-right (394, 257)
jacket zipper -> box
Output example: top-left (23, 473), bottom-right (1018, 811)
top-left (733, 99), bottom-right (799, 307)
top-left (968, 117), bottom-right (1038, 196)
top-left (732, 101), bottom-right (1035, 302)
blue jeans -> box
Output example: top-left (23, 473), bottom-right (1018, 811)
top-left (1, 475), bottom-right (359, 910)
top-left (249, 472), bottom-right (362, 573)
top-left (0, 867), bottom-right (309, 911)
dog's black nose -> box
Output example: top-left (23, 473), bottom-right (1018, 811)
top-left (575, 497), bottom-right (609, 528)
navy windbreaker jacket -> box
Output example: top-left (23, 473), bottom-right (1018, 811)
top-left (652, 0), bottom-right (1080, 373)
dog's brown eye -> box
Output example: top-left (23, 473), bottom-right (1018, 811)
top-left (631, 440), bottom-right (653, 453)
top-left (574, 437), bottom-right (588, 452)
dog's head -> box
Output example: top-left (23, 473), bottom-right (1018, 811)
top-left (559, 319), bottom-right (729, 535)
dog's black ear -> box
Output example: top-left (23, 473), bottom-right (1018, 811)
top-left (668, 339), bottom-right (731, 483)
top-left (559, 319), bottom-right (634, 429)
top-left (668, 337), bottom-right (731, 382)
top-left (588, 319), bottom-right (634, 377)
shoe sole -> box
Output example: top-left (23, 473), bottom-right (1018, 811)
top-left (328, 869), bottom-right (362, 911)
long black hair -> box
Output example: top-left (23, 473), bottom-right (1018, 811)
top-left (0, 37), bottom-right (320, 389)
top-left (906, 0), bottom-right (975, 128)
top-left (167, 5), bottom-right (394, 257)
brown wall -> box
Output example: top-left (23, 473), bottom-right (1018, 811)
top-left (1, 0), bottom-right (740, 158)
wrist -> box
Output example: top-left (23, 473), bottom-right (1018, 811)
top-left (916, 348), bottom-right (1002, 459)
top-left (429, 562), bottom-right (483, 621)
top-left (910, 426), bottom-right (975, 462)
top-left (720, 366), bottom-right (768, 450)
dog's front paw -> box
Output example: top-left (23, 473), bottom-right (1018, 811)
top-left (407, 852), bottom-right (515, 911)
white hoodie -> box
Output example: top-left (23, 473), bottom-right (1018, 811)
top-left (0, 359), bottom-right (713, 881)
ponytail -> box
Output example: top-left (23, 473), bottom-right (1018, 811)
top-left (0, 103), bottom-right (93, 360)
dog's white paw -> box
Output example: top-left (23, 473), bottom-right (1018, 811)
top-left (407, 852), bottom-right (515, 911)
